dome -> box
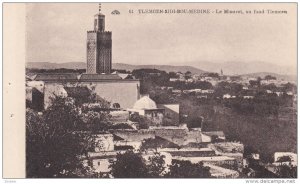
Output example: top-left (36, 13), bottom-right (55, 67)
top-left (133, 96), bottom-right (157, 110)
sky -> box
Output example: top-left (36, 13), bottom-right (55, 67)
top-left (26, 3), bottom-right (297, 68)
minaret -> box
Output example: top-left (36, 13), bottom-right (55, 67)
top-left (87, 3), bottom-right (112, 74)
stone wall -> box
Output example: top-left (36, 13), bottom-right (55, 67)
top-left (186, 130), bottom-right (202, 144)
top-left (43, 80), bottom-right (140, 109)
top-left (86, 81), bottom-right (140, 109)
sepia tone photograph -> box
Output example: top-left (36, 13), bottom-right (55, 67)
top-left (18, 2), bottom-right (298, 179)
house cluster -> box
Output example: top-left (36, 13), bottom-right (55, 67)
top-left (80, 97), bottom-right (245, 178)
top-left (169, 72), bottom-right (222, 86)
top-left (167, 71), bottom-right (296, 100)
top-left (82, 128), bottom-right (244, 178)
top-left (170, 88), bottom-right (215, 99)
top-left (26, 70), bottom-right (297, 178)
top-left (25, 73), bottom-right (247, 178)
top-left (243, 151), bottom-right (298, 177)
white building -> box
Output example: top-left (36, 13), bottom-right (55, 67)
top-left (128, 96), bottom-right (165, 126)
top-left (273, 152), bottom-right (297, 166)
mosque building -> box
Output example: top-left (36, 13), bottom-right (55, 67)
top-left (26, 4), bottom-right (140, 110)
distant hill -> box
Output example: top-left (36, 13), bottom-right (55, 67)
top-left (180, 61), bottom-right (296, 76)
top-left (239, 72), bottom-right (297, 83)
top-left (112, 63), bottom-right (206, 74)
top-left (26, 62), bottom-right (207, 74)
top-left (26, 62), bottom-right (86, 70)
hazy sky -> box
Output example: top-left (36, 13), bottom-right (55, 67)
top-left (26, 3), bottom-right (296, 67)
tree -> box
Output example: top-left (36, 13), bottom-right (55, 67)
top-left (249, 80), bottom-right (260, 87)
top-left (26, 96), bottom-right (96, 178)
top-left (43, 97), bottom-right (82, 130)
top-left (207, 73), bottom-right (219, 78)
top-left (169, 81), bottom-right (186, 90)
top-left (150, 89), bottom-right (176, 104)
top-left (109, 150), bottom-right (149, 178)
top-left (257, 77), bottom-right (262, 87)
top-left (168, 72), bottom-right (177, 78)
top-left (275, 165), bottom-right (297, 178)
top-left (282, 82), bottom-right (296, 93)
top-left (147, 153), bottom-right (166, 177)
top-left (129, 113), bottom-right (151, 129)
top-left (277, 156), bottom-right (292, 163)
top-left (166, 160), bottom-right (211, 178)
top-left (79, 90), bottom-right (112, 131)
top-left (109, 151), bottom-right (167, 178)
top-left (194, 81), bottom-right (213, 90)
top-left (185, 71), bottom-right (192, 79)
top-left (185, 116), bottom-right (203, 129)
top-left (264, 75), bottom-right (276, 80)
top-left (80, 111), bottom-right (111, 131)
top-left (140, 80), bottom-right (153, 94)
top-left (132, 69), bottom-right (170, 88)
top-left (262, 83), bottom-right (277, 91)
top-left (230, 83), bottom-right (243, 95)
top-left (214, 81), bottom-right (231, 97)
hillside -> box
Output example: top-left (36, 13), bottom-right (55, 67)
top-left (180, 61), bottom-right (296, 76)
top-left (112, 63), bottom-right (206, 74)
top-left (26, 62), bottom-right (207, 74)
top-left (26, 62), bottom-right (86, 70)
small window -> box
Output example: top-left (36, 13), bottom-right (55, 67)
top-left (98, 161), bottom-right (101, 166)
top-left (113, 103), bottom-right (120, 109)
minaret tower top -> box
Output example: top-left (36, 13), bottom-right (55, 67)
top-left (94, 3), bottom-right (105, 32)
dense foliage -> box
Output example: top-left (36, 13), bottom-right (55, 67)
top-left (26, 97), bottom-right (96, 177)
top-left (169, 81), bottom-right (213, 90)
top-left (109, 151), bottom-right (211, 178)
top-left (166, 160), bottom-right (211, 178)
top-left (109, 150), bottom-right (149, 178)
top-left (275, 165), bottom-right (297, 178)
top-left (129, 113), bottom-right (150, 129)
top-left (26, 93), bottom-right (113, 177)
